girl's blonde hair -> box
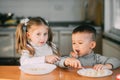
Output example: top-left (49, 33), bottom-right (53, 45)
top-left (16, 17), bottom-right (59, 56)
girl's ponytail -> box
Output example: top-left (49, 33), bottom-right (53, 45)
top-left (15, 23), bottom-right (27, 54)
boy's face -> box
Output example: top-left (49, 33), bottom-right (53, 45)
top-left (72, 32), bottom-right (96, 57)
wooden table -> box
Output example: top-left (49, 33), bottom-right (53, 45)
top-left (0, 66), bottom-right (120, 80)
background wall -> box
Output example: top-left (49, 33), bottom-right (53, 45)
top-left (0, 0), bottom-right (85, 21)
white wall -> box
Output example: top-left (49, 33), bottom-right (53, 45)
top-left (104, 0), bottom-right (112, 32)
top-left (0, 0), bottom-right (85, 21)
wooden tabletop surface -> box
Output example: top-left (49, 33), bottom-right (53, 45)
top-left (0, 66), bottom-right (120, 80)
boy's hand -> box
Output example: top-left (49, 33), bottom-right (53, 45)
top-left (93, 64), bottom-right (112, 70)
top-left (64, 57), bottom-right (82, 68)
top-left (93, 64), bottom-right (104, 70)
top-left (45, 55), bottom-right (60, 64)
top-left (70, 51), bottom-right (78, 58)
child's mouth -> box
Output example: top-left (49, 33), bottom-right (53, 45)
top-left (40, 42), bottom-right (44, 44)
top-left (76, 50), bottom-right (80, 54)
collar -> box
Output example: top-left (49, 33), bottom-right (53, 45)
top-left (80, 51), bottom-right (94, 58)
top-left (28, 41), bottom-right (46, 48)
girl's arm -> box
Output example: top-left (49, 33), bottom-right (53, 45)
top-left (45, 55), bottom-right (60, 64)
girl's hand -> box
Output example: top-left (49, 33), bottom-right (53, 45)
top-left (93, 64), bottom-right (112, 70)
top-left (45, 55), bottom-right (60, 64)
top-left (64, 57), bottom-right (83, 68)
top-left (70, 51), bottom-right (78, 58)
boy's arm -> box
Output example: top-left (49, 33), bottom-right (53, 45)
top-left (55, 56), bottom-right (68, 68)
top-left (64, 57), bottom-right (82, 68)
top-left (96, 54), bottom-right (120, 69)
top-left (105, 58), bottom-right (120, 69)
top-left (93, 63), bottom-right (113, 70)
top-left (55, 56), bottom-right (82, 68)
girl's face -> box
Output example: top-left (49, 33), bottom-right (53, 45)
top-left (27, 25), bottom-right (48, 46)
top-left (72, 32), bottom-right (96, 57)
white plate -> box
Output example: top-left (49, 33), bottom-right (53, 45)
top-left (77, 68), bottom-right (112, 77)
top-left (19, 63), bottom-right (56, 75)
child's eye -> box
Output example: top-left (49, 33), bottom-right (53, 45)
top-left (37, 33), bottom-right (40, 36)
top-left (72, 43), bottom-right (76, 44)
top-left (78, 42), bottom-right (82, 44)
top-left (44, 33), bottom-right (48, 36)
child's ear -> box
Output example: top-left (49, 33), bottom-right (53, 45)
top-left (26, 32), bottom-right (30, 40)
top-left (26, 32), bottom-right (30, 37)
top-left (26, 32), bottom-right (31, 41)
top-left (90, 41), bottom-right (96, 49)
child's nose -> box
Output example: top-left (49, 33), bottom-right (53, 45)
top-left (74, 44), bottom-right (79, 48)
top-left (39, 36), bottom-right (45, 40)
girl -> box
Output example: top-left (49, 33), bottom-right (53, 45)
top-left (16, 17), bottom-right (60, 65)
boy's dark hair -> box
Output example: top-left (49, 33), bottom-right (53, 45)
top-left (72, 24), bottom-right (96, 41)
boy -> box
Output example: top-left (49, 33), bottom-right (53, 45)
top-left (58, 24), bottom-right (120, 70)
